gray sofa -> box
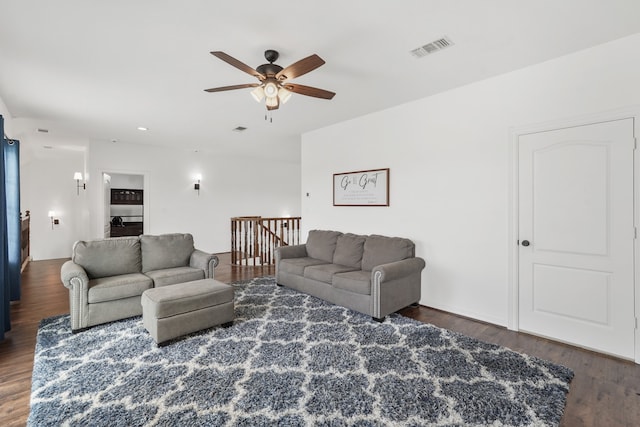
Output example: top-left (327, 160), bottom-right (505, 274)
top-left (275, 230), bottom-right (425, 321)
top-left (61, 233), bottom-right (218, 332)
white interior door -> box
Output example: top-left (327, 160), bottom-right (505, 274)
top-left (518, 118), bottom-right (635, 359)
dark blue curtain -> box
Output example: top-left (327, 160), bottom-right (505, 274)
top-left (1, 114), bottom-right (21, 341)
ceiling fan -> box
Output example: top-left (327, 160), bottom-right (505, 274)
top-left (204, 49), bottom-right (335, 112)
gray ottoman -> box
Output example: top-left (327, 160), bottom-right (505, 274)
top-left (141, 278), bottom-right (234, 344)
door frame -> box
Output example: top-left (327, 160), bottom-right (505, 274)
top-left (97, 169), bottom-right (150, 238)
top-left (508, 106), bottom-right (640, 363)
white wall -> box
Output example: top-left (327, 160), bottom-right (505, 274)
top-left (21, 147), bottom-right (88, 260)
top-left (88, 140), bottom-right (301, 254)
top-left (301, 33), bottom-right (640, 326)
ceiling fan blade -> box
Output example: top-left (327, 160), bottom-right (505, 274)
top-left (210, 51), bottom-right (265, 79)
top-left (284, 83), bottom-right (335, 100)
top-left (276, 54), bottom-right (325, 80)
top-left (204, 83), bottom-right (259, 93)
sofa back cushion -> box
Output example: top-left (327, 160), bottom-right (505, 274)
top-left (72, 236), bottom-right (142, 279)
top-left (141, 233), bottom-right (195, 273)
top-left (306, 230), bottom-right (342, 263)
top-left (333, 233), bottom-right (366, 268)
top-left (361, 234), bottom-right (415, 271)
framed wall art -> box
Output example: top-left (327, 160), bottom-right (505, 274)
top-left (333, 168), bottom-right (389, 206)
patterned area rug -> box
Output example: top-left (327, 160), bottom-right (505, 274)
top-left (29, 276), bottom-right (573, 426)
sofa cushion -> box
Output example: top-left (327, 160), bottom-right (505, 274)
top-left (145, 266), bottom-right (205, 288)
top-left (333, 233), bottom-right (366, 268)
top-left (279, 257), bottom-right (329, 276)
top-left (306, 230), bottom-right (342, 263)
top-left (141, 233), bottom-right (195, 273)
top-left (88, 273), bottom-right (152, 303)
top-left (332, 270), bottom-right (372, 295)
top-left (73, 237), bottom-right (142, 279)
top-left (361, 235), bottom-right (415, 271)
top-left (304, 263), bottom-right (359, 284)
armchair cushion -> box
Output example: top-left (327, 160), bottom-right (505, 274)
top-left (145, 267), bottom-right (205, 287)
top-left (141, 233), bottom-right (194, 273)
top-left (306, 230), bottom-right (342, 263)
top-left (72, 237), bottom-right (141, 279)
top-left (88, 273), bottom-right (152, 303)
top-left (361, 235), bottom-right (415, 271)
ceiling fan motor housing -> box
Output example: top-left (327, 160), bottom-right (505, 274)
top-left (256, 63), bottom-right (283, 77)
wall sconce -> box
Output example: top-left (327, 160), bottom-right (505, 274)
top-left (48, 210), bottom-right (59, 229)
top-left (194, 174), bottom-right (202, 195)
top-left (74, 172), bottom-right (86, 195)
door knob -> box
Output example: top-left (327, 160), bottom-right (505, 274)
top-left (521, 240), bottom-right (530, 247)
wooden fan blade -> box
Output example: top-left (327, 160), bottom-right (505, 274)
top-left (276, 54), bottom-right (325, 80)
top-left (204, 83), bottom-right (259, 93)
top-left (210, 51), bottom-right (265, 79)
top-left (284, 83), bottom-right (335, 100)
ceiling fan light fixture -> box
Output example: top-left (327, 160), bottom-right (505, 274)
top-left (263, 81), bottom-right (278, 98)
top-left (265, 96), bottom-right (279, 108)
top-left (250, 86), bottom-right (265, 102)
top-left (278, 87), bottom-right (292, 104)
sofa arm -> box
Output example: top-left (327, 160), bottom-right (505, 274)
top-left (61, 260), bottom-right (89, 290)
top-left (370, 257), bottom-right (426, 319)
top-left (372, 257), bottom-right (426, 283)
top-left (275, 244), bottom-right (307, 262)
top-left (190, 249), bottom-right (219, 279)
top-left (60, 260), bottom-right (91, 331)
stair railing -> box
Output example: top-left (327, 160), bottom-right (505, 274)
top-left (231, 216), bottom-right (301, 266)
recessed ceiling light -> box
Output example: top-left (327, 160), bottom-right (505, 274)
top-left (137, 127), bottom-right (148, 131)
top-left (233, 126), bottom-right (247, 132)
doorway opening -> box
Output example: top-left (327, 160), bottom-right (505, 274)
top-left (102, 172), bottom-right (146, 238)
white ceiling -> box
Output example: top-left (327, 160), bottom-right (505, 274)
top-left (2, 0), bottom-right (640, 159)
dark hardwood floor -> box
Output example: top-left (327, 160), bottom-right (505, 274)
top-left (1, 255), bottom-right (639, 426)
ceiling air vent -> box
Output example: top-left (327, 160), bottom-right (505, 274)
top-left (410, 36), bottom-right (454, 58)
